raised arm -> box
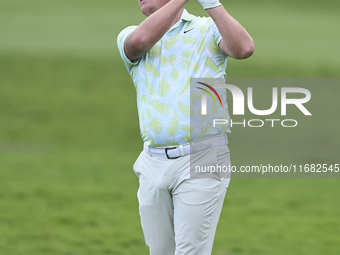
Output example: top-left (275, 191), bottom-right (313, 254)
top-left (196, 0), bottom-right (254, 59)
top-left (124, 0), bottom-right (188, 62)
top-left (206, 6), bottom-right (254, 59)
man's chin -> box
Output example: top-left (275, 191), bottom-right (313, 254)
top-left (140, 6), bottom-right (155, 16)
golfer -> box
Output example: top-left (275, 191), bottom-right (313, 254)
top-left (117, 0), bottom-right (253, 254)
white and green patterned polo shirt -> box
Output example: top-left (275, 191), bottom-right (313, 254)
top-left (117, 9), bottom-right (230, 147)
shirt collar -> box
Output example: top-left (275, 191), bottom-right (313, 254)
top-left (181, 9), bottom-right (195, 22)
top-left (168, 9), bottom-right (194, 32)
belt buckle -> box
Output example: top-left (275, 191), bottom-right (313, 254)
top-left (165, 147), bottom-right (180, 159)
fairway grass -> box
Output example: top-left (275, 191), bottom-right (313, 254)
top-left (1, 0), bottom-right (340, 254)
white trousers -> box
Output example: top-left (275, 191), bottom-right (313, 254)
top-left (133, 143), bottom-right (231, 255)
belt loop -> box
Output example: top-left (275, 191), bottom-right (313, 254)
top-left (191, 141), bottom-right (196, 153)
top-left (179, 145), bottom-right (185, 156)
top-left (143, 143), bottom-right (149, 153)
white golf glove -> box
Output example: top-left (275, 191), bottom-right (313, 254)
top-left (197, 0), bottom-right (221, 9)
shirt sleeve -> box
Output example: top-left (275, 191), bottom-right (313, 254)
top-left (209, 20), bottom-right (223, 46)
top-left (117, 26), bottom-right (140, 72)
top-left (209, 19), bottom-right (229, 57)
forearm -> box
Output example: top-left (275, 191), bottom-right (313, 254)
top-left (206, 6), bottom-right (254, 59)
top-left (125, 0), bottom-right (188, 61)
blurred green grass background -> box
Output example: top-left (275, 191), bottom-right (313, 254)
top-left (0, 0), bottom-right (339, 254)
